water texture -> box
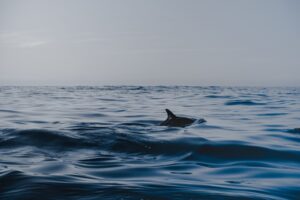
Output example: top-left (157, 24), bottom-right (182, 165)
top-left (0, 86), bottom-right (300, 200)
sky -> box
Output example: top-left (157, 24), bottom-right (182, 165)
top-left (0, 0), bottom-right (299, 86)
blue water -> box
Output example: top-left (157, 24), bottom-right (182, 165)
top-left (1, 86), bottom-right (300, 200)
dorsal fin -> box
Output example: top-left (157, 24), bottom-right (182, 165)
top-left (166, 109), bottom-right (176, 119)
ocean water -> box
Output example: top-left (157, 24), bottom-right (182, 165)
top-left (0, 86), bottom-right (300, 200)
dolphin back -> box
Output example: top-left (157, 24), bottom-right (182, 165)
top-left (160, 109), bottom-right (199, 127)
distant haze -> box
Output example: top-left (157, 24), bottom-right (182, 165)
top-left (0, 0), bottom-right (299, 86)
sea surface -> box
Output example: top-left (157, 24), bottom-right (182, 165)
top-left (1, 86), bottom-right (300, 200)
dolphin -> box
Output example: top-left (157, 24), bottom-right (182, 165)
top-left (160, 109), bottom-right (205, 127)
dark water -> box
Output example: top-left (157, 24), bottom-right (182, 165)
top-left (1, 86), bottom-right (300, 200)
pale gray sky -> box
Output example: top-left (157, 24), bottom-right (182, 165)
top-left (0, 0), bottom-right (299, 86)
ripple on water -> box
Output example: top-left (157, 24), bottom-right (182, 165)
top-left (288, 128), bottom-right (300, 134)
top-left (225, 100), bottom-right (267, 106)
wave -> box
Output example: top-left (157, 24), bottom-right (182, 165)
top-left (2, 127), bottom-right (300, 165)
top-left (225, 100), bottom-right (266, 106)
top-left (0, 129), bottom-right (97, 150)
top-left (256, 113), bottom-right (288, 116)
top-left (205, 95), bottom-right (232, 99)
top-left (287, 128), bottom-right (300, 134)
top-left (185, 143), bottom-right (300, 163)
top-left (110, 136), bottom-right (300, 164)
top-left (2, 169), bottom-right (276, 200)
top-left (0, 109), bottom-right (21, 114)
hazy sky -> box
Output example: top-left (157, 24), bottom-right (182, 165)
top-left (0, 0), bottom-right (299, 86)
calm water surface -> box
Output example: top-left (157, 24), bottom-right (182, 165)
top-left (0, 86), bottom-right (300, 200)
